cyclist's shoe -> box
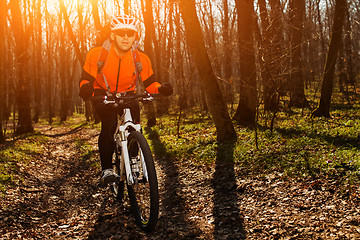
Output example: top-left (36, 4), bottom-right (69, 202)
top-left (100, 169), bottom-right (118, 186)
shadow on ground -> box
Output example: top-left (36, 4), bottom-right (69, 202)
top-left (212, 142), bottom-right (246, 239)
top-left (145, 127), bottom-right (202, 238)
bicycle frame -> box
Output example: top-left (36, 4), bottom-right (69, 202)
top-left (115, 107), bottom-right (148, 185)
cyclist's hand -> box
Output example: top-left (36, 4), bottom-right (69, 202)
top-left (79, 82), bottom-right (93, 101)
top-left (158, 82), bottom-right (173, 96)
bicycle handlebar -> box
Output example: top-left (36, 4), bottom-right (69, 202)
top-left (92, 92), bottom-right (161, 106)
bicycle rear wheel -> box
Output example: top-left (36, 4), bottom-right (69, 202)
top-left (126, 131), bottom-right (159, 232)
top-left (110, 138), bottom-right (124, 201)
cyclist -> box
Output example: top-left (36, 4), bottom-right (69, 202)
top-left (79, 14), bottom-right (173, 185)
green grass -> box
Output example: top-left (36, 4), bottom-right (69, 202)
top-left (145, 104), bottom-right (360, 190)
top-left (1, 99), bottom-right (359, 194)
top-left (74, 137), bottom-right (99, 169)
top-left (37, 113), bottom-right (100, 130)
top-left (0, 134), bottom-right (48, 193)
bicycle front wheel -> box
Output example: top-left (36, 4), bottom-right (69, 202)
top-left (126, 131), bottom-right (159, 232)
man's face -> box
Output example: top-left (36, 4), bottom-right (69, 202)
top-left (112, 29), bottom-right (136, 52)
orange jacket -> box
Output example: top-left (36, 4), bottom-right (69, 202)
top-left (80, 44), bottom-right (160, 94)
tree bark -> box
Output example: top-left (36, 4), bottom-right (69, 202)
top-left (9, 0), bottom-right (34, 134)
top-left (178, 0), bottom-right (236, 143)
top-left (233, 0), bottom-right (257, 127)
top-left (311, 0), bottom-right (347, 118)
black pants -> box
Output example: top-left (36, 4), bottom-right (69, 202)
top-left (92, 92), bottom-right (140, 170)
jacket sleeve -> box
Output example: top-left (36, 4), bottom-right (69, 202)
top-left (79, 47), bottom-right (100, 87)
top-left (139, 52), bottom-right (161, 93)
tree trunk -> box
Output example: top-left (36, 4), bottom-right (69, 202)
top-left (45, 1), bottom-right (53, 124)
top-left (343, 4), bottom-right (355, 87)
top-left (178, 0), bottom-right (236, 143)
top-left (233, 0), bottom-right (257, 127)
top-left (124, 0), bottom-right (130, 15)
top-left (311, 0), bottom-right (347, 118)
top-left (258, 0), bottom-right (277, 112)
top-left (268, 0), bottom-right (286, 96)
top-left (157, 1), bottom-right (174, 116)
top-left (142, 0), bottom-right (157, 127)
top-left (59, 0), bottom-right (85, 66)
top-left (0, 0), bottom-right (6, 142)
top-left (59, 15), bottom-right (68, 122)
top-left (316, 0), bottom-right (326, 73)
top-left (222, 0), bottom-right (232, 104)
top-left (9, 0), bottom-right (34, 134)
top-left (289, 0), bottom-right (309, 108)
top-left (89, 0), bottom-right (101, 31)
top-left (174, 4), bottom-right (186, 112)
top-left (33, 0), bottom-right (42, 123)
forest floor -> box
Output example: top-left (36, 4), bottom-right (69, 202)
top-left (0, 121), bottom-right (360, 239)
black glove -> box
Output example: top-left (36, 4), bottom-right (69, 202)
top-left (158, 82), bottom-right (173, 96)
top-left (79, 83), bottom-right (93, 100)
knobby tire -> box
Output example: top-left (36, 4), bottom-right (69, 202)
top-left (126, 131), bottom-right (159, 232)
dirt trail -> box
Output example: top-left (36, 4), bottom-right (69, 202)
top-left (0, 124), bottom-right (359, 239)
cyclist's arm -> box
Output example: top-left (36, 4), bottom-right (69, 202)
top-left (139, 52), bottom-right (161, 94)
top-left (143, 74), bottom-right (161, 94)
top-left (80, 47), bottom-right (101, 88)
top-left (79, 70), bottom-right (95, 88)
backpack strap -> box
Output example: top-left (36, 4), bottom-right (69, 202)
top-left (96, 39), bottom-right (146, 95)
top-left (97, 39), bottom-right (111, 93)
top-left (131, 44), bottom-right (145, 95)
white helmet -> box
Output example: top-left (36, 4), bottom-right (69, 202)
top-left (110, 14), bottom-right (139, 32)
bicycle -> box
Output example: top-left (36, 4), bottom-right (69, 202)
top-left (99, 92), bottom-right (159, 232)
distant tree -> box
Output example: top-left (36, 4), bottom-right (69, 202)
top-left (178, 0), bottom-right (237, 142)
top-left (312, 0), bottom-right (347, 118)
top-left (289, 0), bottom-right (309, 108)
top-left (0, 0), bottom-right (6, 142)
top-left (45, 1), bottom-right (54, 124)
top-left (222, 0), bottom-right (233, 104)
top-left (143, 0), bottom-right (157, 126)
top-left (9, 0), bottom-right (34, 134)
top-left (268, 0), bottom-right (286, 97)
top-left (233, 0), bottom-right (257, 127)
top-left (58, 8), bottom-right (69, 122)
top-left (59, 0), bottom-right (85, 66)
top-left (343, 3), bottom-right (355, 88)
top-left (124, 0), bottom-right (130, 14)
top-left (33, 0), bottom-right (42, 123)
top-left (315, 0), bottom-right (327, 73)
top-left (173, 3), bottom-right (189, 121)
top-left (89, 0), bottom-right (101, 31)
top-left (201, 0), bottom-right (221, 76)
top-left (156, 1), bottom-right (173, 115)
top-left (258, 0), bottom-right (277, 112)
